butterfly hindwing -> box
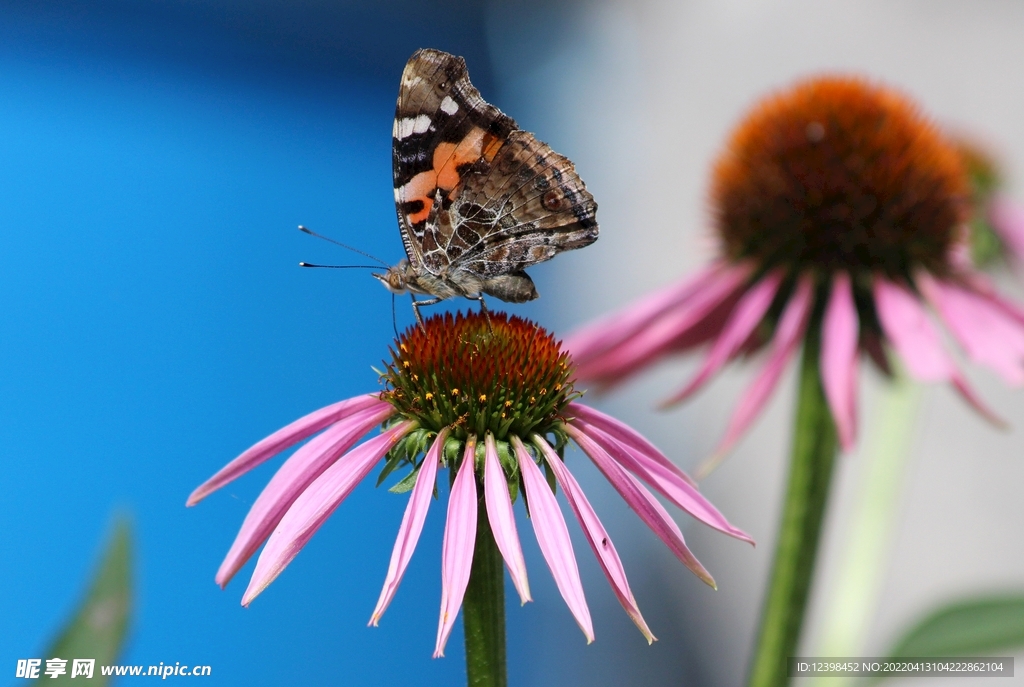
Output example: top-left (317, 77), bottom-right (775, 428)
top-left (447, 130), bottom-right (599, 278)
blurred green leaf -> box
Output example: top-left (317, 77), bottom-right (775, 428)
top-left (886, 593), bottom-right (1024, 659)
top-left (32, 519), bottom-right (133, 685)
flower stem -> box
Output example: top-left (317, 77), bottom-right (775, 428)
top-left (811, 366), bottom-right (921, 680)
top-left (747, 328), bottom-right (839, 687)
top-left (463, 499), bottom-right (507, 687)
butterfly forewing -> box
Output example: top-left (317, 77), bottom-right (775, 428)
top-left (388, 48), bottom-right (598, 310)
top-left (393, 49), bottom-right (516, 270)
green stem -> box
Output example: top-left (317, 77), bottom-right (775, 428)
top-left (463, 499), bottom-right (507, 687)
top-left (811, 366), bottom-right (921, 680)
top-left (747, 329), bottom-right (840, 687)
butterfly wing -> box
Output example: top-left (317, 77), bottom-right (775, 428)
top-left (445, 129), bottom-right (599, 279)
top-left (392, 49), bottom-right (517, 275)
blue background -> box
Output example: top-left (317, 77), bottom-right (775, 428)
top-left (0, 1), bottom-right (574, 684)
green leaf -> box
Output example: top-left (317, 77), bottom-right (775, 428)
top-left (443, 436), bottom-right (463, 466)
top-left (884, 593), bottom-right (1024, 659)
top-left (542, 459), bottom-right (557, 496)
top-left (376, 452), bottom-right (406, 487)
top-left (508, 474), bottom-right (520, 505)
top-left (496, 441), bottom-right (516, 474)
top-left (34, 519), bottom-right (133, 686)
top-left (389, 466), bottom-right (421, 494)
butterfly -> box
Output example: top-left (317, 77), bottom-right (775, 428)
top-left (374, 48), bottom-right (599, 324)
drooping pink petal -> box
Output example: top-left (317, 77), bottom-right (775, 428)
top-left (874, 278), bottom-right (958, 381)
top-left (216, 404), bottom-right (395, 587)
top-left (240, 420), bottom-right (414, 605)
top-left (874, 279), bottom-right (1004, 426)
top-left (918, 272), bottom-right (1024, 386)
top-left (434, 437), bottom-right (478, 658)
top-left (990, 195), bottom-right (1024, 263)
top-left (565, 424), bottom-right (716, 588)
top-left (565, 261), bottom-right (729, 364)
top-left (188, 394), bottom-right (388, 506)
top-left (511, 436), bottom-right (593, 643)
top-left (532, 434), bottom-right (655, 643)
top-left (820, 272), bottom-right (860, 452)
top-left (573, 263), bottom-right (754, 384)
top-left (568, 402), bottom-right (697, 488)
top-left (708, 276), bottom-right (813, 466)
top-left (483, 433), bottom-right (531, 604)
top-left (571, 418), bottom-right (752, 545)
top-left (962, 274), bottom-right (1024, 329)
top-left (369, 427), bottom-right (449, 625)
top-left (662, 271), bottom-right (785, 406)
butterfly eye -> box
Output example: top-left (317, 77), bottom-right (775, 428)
top-left (542, 189), bottom-right (564, 212)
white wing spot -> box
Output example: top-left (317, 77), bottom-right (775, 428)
top-left (440, 96), bottom-right (459, 115)
top-left (395, 115), bottom-right (433, 140)
top-left (413, 114), bottom-right (431, 134)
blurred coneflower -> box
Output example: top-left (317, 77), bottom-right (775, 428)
top-left (565, 76), bottom-right (1024, 687)
top-left (188, 311), bottom-right (749, 683)
top-left (567, 77), bottom-right (1024, 467)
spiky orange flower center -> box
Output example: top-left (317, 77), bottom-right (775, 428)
top-left (382, 311), bottom-right (576, 443)
top-left (711, 76), bottom-right (969, 279)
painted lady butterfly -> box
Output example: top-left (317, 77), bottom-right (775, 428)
top-left (375, 49), bottom-right (599, 324)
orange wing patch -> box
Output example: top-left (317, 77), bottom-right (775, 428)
top-left (402, 127), bottom-right (505, 225)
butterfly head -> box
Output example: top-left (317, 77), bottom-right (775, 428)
top-left (373, 260), bottom-right (414, 295)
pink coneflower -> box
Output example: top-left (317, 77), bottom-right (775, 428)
top-left (567, 77), bottom-right (1024, 469)
top-left (955, 137), bottom-right (1024, 271)
top-left (188, 311), bottom-right (750, 659)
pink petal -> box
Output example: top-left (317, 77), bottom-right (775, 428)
top-left (511, 436), bottom-right (594, 643)
top-left (369, 427), bottom-right (449, 625)
top-left (874, 279), bottom-right (1004, 426)
top-left (532, 435), bottom-right (655, 643)
top-left (565, 262), bottom-right (729, 364)
top-left (704, 276), bottom-right (814, 470)
top-left (573, 263), bottom-right (753, 383)
top-left (571, 418), bottom-right (752, 545)
top-left (662, 271), bottom-right (784, 406)
top-left (484, 434), bottom-right (531, 604)
top-left (216, 404), bottom-right (395, 587)
top-left (188, 394), bottom-right (388, 505)
top-left (567, 402), bottom-right (697, 489)
top-left (919, 272), bottom-right (1024, 386)
top-left (820, 272), bottom-right (860, 452)
top-left (240, 420), bottom-right (414, 605)
top-left (962, 274), bottom-right (1024, 328)
top-left (990, 195), bottom-right (1024, 263)
top-left (434, 437), bottom-right (478, 658)
top-left (565, 423), bottom-right (716, 588)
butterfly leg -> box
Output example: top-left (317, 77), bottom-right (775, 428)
top-left (467, 294), bottom-right (493, 331)
top-left (410, 295), bottom-right (443, 328)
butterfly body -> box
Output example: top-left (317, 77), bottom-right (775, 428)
top-left (374, 48), bottom-right (598, 323)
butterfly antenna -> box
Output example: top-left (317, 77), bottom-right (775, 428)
top-left (298, 263), bottom-right (380, 269)
top-left (298, 225), bottom-right (388, 267)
